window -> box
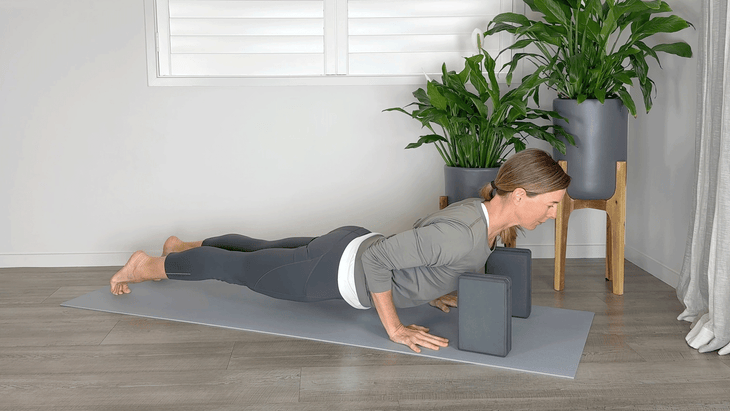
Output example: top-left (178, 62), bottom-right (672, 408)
top-left (144, 0), bottom-right (520, 86)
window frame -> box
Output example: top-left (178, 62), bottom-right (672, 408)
top-left (143, 0), bottom-right (525, 86)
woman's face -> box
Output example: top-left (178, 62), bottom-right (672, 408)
top-left (515, 189), bottom-right (566, 230)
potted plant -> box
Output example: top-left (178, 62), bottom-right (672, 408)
top-left (384, 45), bottom-right (574, 203)
top-left (484, 0), bottom-right (693, 199)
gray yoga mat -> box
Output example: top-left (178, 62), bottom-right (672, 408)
top-left (62, 279), bottom-right (594, 379)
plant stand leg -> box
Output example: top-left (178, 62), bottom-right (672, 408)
top-left (606, 215), bottom-right (613, 281)
top-left (554, 161), bottom-right (571, 291)
top-left (605, 161), bottom-right (626, 295)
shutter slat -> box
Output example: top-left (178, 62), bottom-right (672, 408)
top-left (349, 34), bottom-right (500, 53)
top-left (170, 19), bottom-right (323, 36)
top-left (170, 1), bottom-right (324, 18)
top-left (349, 0), bottom-right (502, 18)
top-left (171, 54), bottom-right (325, 76)
top-left (349, 16), bottom-right (497, 35)
top-left (171, 36), bottom-right (324, 54)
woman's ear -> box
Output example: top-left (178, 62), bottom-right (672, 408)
top-left (512, 188), bottom-right (527, 204)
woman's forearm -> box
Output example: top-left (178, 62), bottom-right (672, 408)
top-left (370, 289), bottom-right (449, 353)
top-left (370, 290), bottom-right (404, 337)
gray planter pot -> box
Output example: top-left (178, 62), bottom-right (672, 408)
top-left (444, 166), bottom-right (500, 204)
top-left (552, 98), bottom-right (628, 200)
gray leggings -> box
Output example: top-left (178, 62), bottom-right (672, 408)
top-left (164, 226), bottom-right (370, 302)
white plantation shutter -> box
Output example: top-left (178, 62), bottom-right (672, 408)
top-left (150, 0), bottom-right (515, 81)
top-left (348, 0), bottom-right (512, 76)
top-left (157, 0), bottom-right (327, 76)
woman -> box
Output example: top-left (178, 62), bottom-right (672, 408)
top-left (110, 148), bottom-right (570, 353)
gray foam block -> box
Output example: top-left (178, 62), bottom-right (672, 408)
top-left (62, 279), bottom-right (594, 378)
top-left (486, 247), bottom-right (532, 318)
top-left (458, 273), bottom-right (512, 357)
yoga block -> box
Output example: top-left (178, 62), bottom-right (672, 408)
top-left (458, 273), bottom-right (512, 357)
top-left (486, 247), bottom-right (532, 318)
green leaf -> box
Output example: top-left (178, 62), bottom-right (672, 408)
top-left (653, 41), bottom-right (693, 58)
top-left (413, 88), bottom-right (429, 105)
top-left (635, 40), bottom-right (662, 68)
top-left (640, 77), bottom-right (655, 113)
top-left (617, 88), bottom-right (637, 117)
top-left (490, 12), bottom-right (532, 27)
top-left (595, 89), bottom-right (606, 103)
top-left (510, 137), bottom-right (527, 152)
top-left (506, 38), bottom-right (535, 50)
top-left (483, 51), bottom-right (501, 95)
top-left (633, 16), bottom-right (691, 42)
top-left (600, 6), bottom-right (619, 39)
top-left (457, 57), bottom-right (475, 84)
top-left (629, 53), bottom-right (649, 84)
top-left (485, 22), bottom-right (519, 36)
top-left (645, 0), bottom-right (665, 10)
top-left (468, 95), bottom-right (490, 116)
top-left (427, 81), bottom-right (448, 111)
top-left (382, 107), bottom-right (413, 116)
top-left (405, 134), bottom-right (448, 150)
top-left (466, 58), bottom-right (489, 97)
top-left (612, 71), bottom-right (634, 86)
top-left (577, 94), bottom-right (588, 104)
top-left (533, 0), bottom-right (570, 25)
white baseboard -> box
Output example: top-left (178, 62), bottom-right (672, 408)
top-left (624, 245), bottom-right (680, 289)
top-left (0, 251), bottom-right (159, 268)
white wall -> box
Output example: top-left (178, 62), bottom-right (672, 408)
top-left (625, 0), bottom-right (700, 288)
top-left (0, 0), bottom-right (690, 270)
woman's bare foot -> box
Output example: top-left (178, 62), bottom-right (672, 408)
top-left (162, 236), bottom-right (203, 256)
top-left (110, 251), bottom-right (167, 295)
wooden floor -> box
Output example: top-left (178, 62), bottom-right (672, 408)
top-left (2, 259), bottom-right (730, 411)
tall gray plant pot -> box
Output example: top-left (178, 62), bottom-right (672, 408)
top-left (444, 166), bottom-right (500, 204)
top-left (552, 98), bottom-right (628, 200)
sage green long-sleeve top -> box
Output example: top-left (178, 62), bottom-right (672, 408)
top-left (355, 198), bottom-right (493, 308)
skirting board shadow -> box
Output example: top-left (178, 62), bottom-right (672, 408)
top-left (62, 279), bottom-right (594, 379)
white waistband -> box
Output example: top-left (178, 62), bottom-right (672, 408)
top-left (337, 232), bottom-right (381, 310)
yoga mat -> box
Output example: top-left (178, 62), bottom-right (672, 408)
top-left (62, 280), bottom-right (593, 379)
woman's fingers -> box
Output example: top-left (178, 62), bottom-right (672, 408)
top-left (429, 298), bottom-right (450, 312)
top-left (390, 323), bottom-right (450, 353)
top-left (429, 294), bottom-right (458, 312)
top-left (442, 295), bottom-right (458, 307)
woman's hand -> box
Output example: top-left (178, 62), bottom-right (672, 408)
top-left (389, 324), bottom-right (449, 353)
top-left (429, 293), bottom-right (458, 313)
top-left (370, 290), bottom-right (449, 353)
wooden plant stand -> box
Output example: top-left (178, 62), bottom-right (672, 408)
top-left (554, 161), bottom-right (627, 295)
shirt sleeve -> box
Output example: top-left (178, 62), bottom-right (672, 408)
top-left (360, 220), bottom-right (475, 294)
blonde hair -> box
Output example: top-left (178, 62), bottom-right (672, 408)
top-left (480, 148), bottom-right (571, 244)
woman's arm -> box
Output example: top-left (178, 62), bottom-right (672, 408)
top-left (371, 289), bottom-right (449, 353)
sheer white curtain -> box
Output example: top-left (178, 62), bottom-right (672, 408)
top-left (676, 0), bottom-right (730, 355)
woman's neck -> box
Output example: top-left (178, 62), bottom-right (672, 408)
top-left (483, 196), bottom-right (516, 245)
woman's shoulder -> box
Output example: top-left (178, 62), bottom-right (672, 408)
top-left (413, 198), bottom-right (484, 228)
